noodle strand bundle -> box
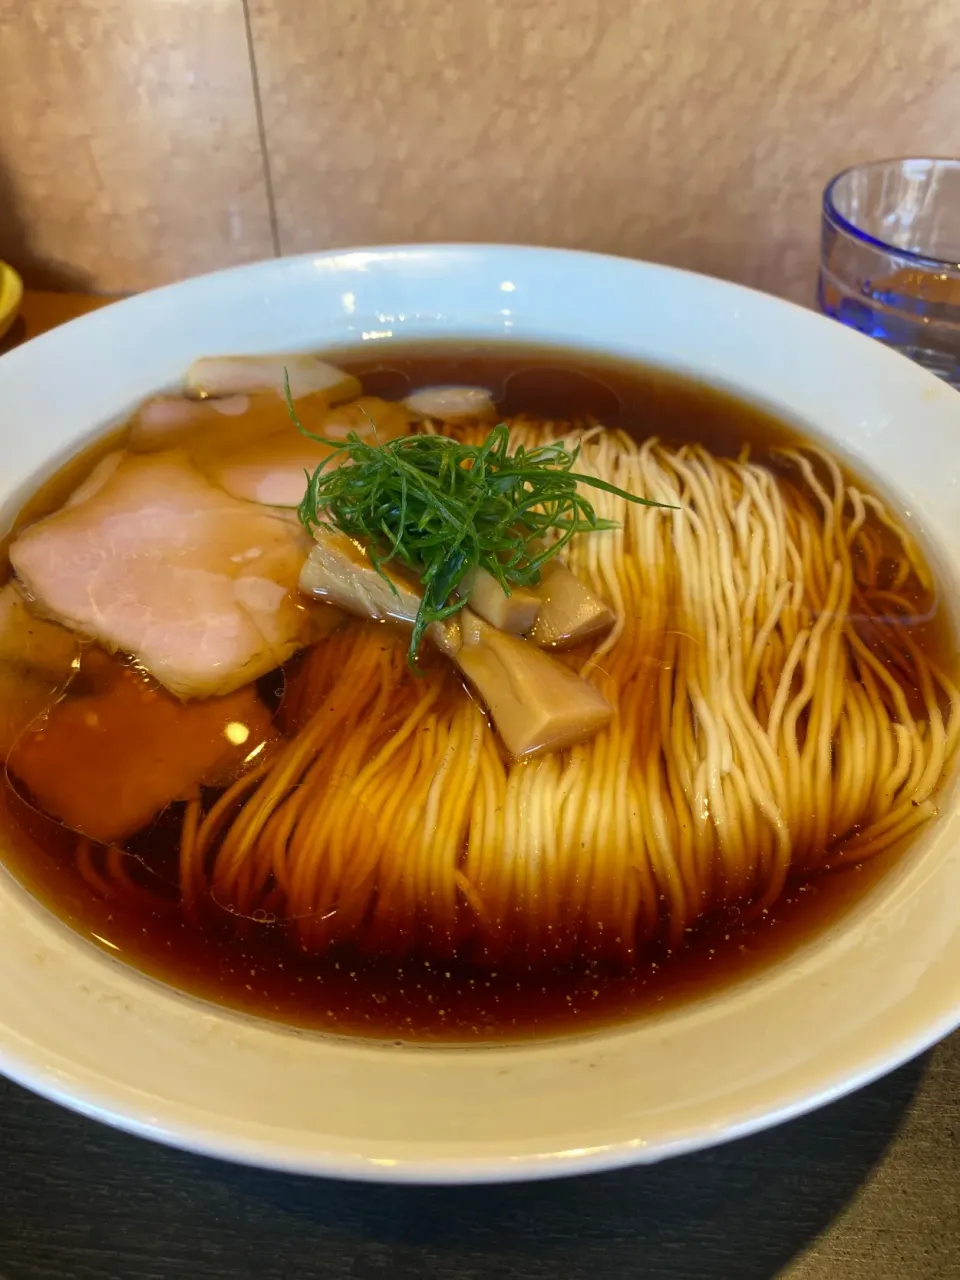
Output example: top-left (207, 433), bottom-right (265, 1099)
top-left (184, 421), bottom-right (959, 962)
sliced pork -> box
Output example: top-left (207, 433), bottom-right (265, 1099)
top-left (10, 451), bottom-right (320, 699)
top-left (8, 658), bottom-right (275, 842)
top-left (185, 354), bottom-right (360, 402)
top-left (205, 395), bottom-right (414, 507)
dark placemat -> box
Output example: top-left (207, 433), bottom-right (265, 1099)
top-left (0, 1032), bottom-right (957, 1280)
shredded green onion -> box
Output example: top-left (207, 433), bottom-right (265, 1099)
top-left (288, 381), bottom-right (674, 666)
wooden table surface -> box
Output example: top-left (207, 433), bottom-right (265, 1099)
top-left (0, 289), bottom-right (113, 354)
top-left (0, 293), bottom-right (958, 1280)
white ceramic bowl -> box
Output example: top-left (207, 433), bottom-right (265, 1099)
top-left (1, 246), bottom-right (959, 1183)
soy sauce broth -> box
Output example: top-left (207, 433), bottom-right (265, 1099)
top-left (0, 341), bottom-right (955, 1043)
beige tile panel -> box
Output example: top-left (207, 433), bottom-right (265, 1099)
top-left (0, 0), bottom-right (276, 293)
top-left (249, 0), bottom-right (960, 305)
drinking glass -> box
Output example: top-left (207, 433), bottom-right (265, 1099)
top-left (819, 158), bottom-right (960, 387)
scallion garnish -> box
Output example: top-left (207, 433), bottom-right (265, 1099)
top-left (288, 384), bottom-right (674, 666)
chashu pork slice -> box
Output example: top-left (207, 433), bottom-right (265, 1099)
top-left (185, 354), bottom-right (361, 402)
top-left (205, 396), bottom-right (415, 508)
top-left (8, 660), bottom-right (277, 843)
top-left (10, 450), bottom-right (318, 699)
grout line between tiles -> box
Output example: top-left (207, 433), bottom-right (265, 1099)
top-left (241, 0), bottom-right (282, 257)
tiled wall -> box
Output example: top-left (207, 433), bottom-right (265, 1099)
top-left (2, 0), bottom-right (958, 300)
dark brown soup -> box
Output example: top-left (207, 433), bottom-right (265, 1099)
top-left (0, 342), bottom-right (956, 1043)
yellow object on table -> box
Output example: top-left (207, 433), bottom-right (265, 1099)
top-left (0, 263), bottom-right (23, 342)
